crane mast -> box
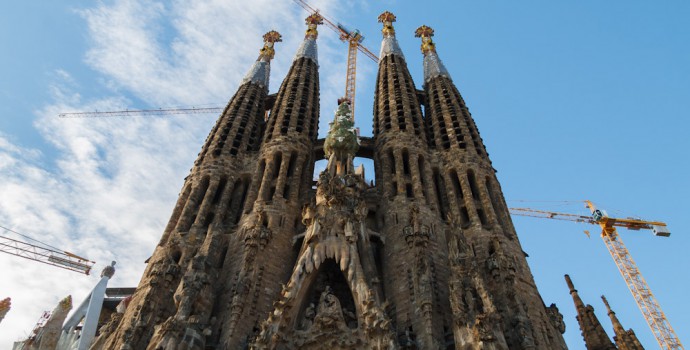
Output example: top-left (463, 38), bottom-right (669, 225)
top-left (509, 201), bottom-right (683, 350)
top-left (293, 0), bottom-right (378, 120)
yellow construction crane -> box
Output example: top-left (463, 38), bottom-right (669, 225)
top-left (0, 224), bottom-right (94, 275)
top-left (509, 201), bottom-right (683, 350)
top-left (293, 0), bottom-right (378, 120)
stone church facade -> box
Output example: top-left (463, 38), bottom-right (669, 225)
top-left (93, 12), bottom-right (570, 350)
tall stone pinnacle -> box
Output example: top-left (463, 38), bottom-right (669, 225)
top-left (566, 275), bottom-right (617, 350)
top-left (602, 296), bottom-right (645, 350)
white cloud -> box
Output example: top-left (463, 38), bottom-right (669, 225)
top-left (0, 0), bottom-right (350, 346)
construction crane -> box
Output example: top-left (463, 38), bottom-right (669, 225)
top-left (0, 224), bottom-right (94, 275)
top-left (58, 106), bottom-right (223, 119)
top-left (293, 0), bottom-right (378, 120)
top-left (509, 201), bottom-right (684, 350)
top-left (59, 1), bottom-right (379, 121)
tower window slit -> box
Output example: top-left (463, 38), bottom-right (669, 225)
top-left (405, 183), bottom-right (413, 198)
top-left (213, 177), bottom-right (227, 204)
top-left (477, 208), bottom-right (488, 226)
top-left (234, 178), bottom-right (250, 224)
top-left (217, 247), bottom-right (228, 269)
top-left (296, 157), bottom-right (311, 200)
top-left (203, 212), bottom-right (215, 228)
top-left (467, 170), bottom-right (480, 201)
top-left (417, 156), bottom-right (428, 201)
top-left (449, 170), bottom-right (464, 200)
top-left (286, 152), bottom-right (298, 177)
top-left (222, 180), bottom-right (239, 226)
top-left (388, 149), bottom-right (396, 174)
top-left (433, 169), bottom-right (447, 219)
top-left (460, 207), bottom-right (471, 228)
top-left (486, 177), bottom-right (507, 229)
top-left (402, 149), bottom-right (410, 175)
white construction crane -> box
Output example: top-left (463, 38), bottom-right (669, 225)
top-left (0, 224), bottom-right (94, 275)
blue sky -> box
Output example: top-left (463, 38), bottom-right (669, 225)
top-left (1, 1), bottom-right (688, 348)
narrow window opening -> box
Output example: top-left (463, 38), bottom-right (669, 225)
top-left (417, 156), bottom-right (428, 202)
top-left (212, 177), bottom-right (227, 204)
top-left (203, 212), bottom-right (215, 228)
top-left (402, 149), bottom-right (410, 175)
top-left (172, 251), bottom-right (182, 265)
top-left (460, 207), bottom-right (471, 228)
top-left (433, 169), bottom-right (448, 220)
top-left (486, 177), bottom-right (507, 230)
top-left (450, 170), bottom-right (464, 200)
top-left (467, 170), bottom-right (480, 200)
top-left (234, 178), bottom-right (250, 224)
top-left (477, 208), bottom-right (488, 226)
top-left (217, 247), bottom-right (228, 269)
top-left (286, 152), bottom-right (298, 177)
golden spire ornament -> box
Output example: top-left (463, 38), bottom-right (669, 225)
top-left (378, 11), bottom-right (397, 36)
top-left (305, 13), bottom-right (323, 39)
top-left (259, 30), bottom-right (282, 61)
top-left (414, 25), bottom-right (436, 54)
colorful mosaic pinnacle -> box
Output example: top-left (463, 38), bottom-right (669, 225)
top-left (414, 25), bottom-right (436, 54)
top-left (305, 13), bottom-right (323, 38)
top-left (378, 11), bottom-right (397, 36)
top-left (323, 100), bottom-right (359, 168)
top-left (259, 30), bottom-right (282, 61)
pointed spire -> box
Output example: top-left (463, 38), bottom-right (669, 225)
top-left (294, 13), bottom-right (322, 63)
top-left (565, 274), bottom-right (586, 310)
top-left (601, 295), bottom-right (625, 333)
top-left (565, 275), bottom-right (617, 350)
top-left (242, 30), bottom-right (282, 88)
top-left (378, 11), bottom-right (404, 59)
top-left (602, 296), bottom-right (646, 350)
top-left (415, 25), bottom-right (450, 83)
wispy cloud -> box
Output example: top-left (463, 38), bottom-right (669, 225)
top-left (0, 0), bottom-right (347, 345)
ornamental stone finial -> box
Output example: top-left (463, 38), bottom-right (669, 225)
top-left (305, 13), bottom-right (323, 39)
top-left (259, 30), bottom-right (282, 61)
top-left (415, 25), bottom-right (436, 54)
top-left (378, 11), bottom-right (396, 36)
top-left (101, 261), bottom-right (116, 278)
